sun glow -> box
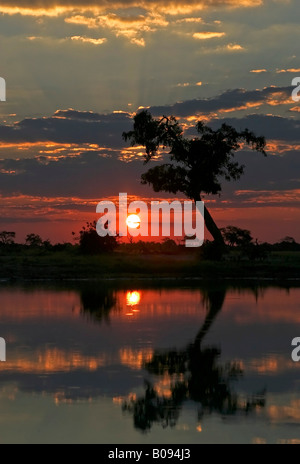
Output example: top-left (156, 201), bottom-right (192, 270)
top-left (126, 291), bottom-right (141, 306)
top-left (126, 214), bottom-right (141, 229)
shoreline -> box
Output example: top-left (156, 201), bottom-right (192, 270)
top-left (1, 251), bottom-right (299, 283)
top-left (1, 276), bottom-right (300, 282)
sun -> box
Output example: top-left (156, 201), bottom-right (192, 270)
top-left (126, 214), bottom-right (141, 229)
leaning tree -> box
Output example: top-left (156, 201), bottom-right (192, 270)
top-left (123, 110), bottom-right (266, 247)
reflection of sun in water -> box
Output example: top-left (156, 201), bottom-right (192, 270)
top-left (126, 214), bottom-right (141, 229)
top-left (126, 291), bottom-right (141, 316)
top-left (126, 291), bottom-right (141, 306)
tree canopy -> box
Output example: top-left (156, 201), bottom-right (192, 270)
top-left (123, 110), bottom-right (266, 247)
top-left (0, 231), bottom-right (15, 245)
top-left (25, 233), bottom-right (43, 247)
top-left (221, 225), bottom-right (253, 247)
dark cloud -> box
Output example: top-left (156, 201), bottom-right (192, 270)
top-left (149, 86), bottom-right (293, 117)
top-left (207, 114), bottom-right (300, 142)
top-left (222, 149), bottom-right (300, 194)
top-left (0, 87), bottom-right (296, 150)
top-left (0, 90), bottom-right (298, 203)
top-left (183, 114), bottom-right (300, 142)
top-left (0, 147), bottom-right (299, 202)
top-left (0, 110), bottom-right (132, 147)
top-left (0, 152), bottom-right (149, 198)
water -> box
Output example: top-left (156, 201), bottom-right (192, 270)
top-left (0, 280), bottom-right (300, 444)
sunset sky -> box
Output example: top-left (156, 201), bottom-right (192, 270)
top-left (0, 0), bottom-right (299, 243)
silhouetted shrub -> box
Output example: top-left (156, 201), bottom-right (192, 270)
top-left (79, 221), bottom-right (118, 254)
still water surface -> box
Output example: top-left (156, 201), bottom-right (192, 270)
top-left (0, 281), bottom-right (300, 444)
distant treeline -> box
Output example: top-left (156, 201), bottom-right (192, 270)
top-left (0, 226), bottom-right (300, 259)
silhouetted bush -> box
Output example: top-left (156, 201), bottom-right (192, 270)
top-left (79, 221), bottom-right (118, 255)
top-left (199, 240), bottom-right (225, 261)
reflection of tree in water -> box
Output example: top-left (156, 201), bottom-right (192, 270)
top-left (123, 288), bottom-right (265, 432)
top-left (79, 284), bottom-right (118, 324)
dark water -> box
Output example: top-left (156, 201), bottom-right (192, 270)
top-left (0, 280), bottom-right (300, 444)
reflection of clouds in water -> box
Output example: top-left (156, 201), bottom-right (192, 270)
top-left (53, 392), bottom-right (95, 405)
top-left (278, 439), bottom-right (300, 444)
top-left (119, 348), bottom-right (153, 370)
top-left (225, 288), bottom-right (300, 324)
top-left (0, 348), bottom-right (109, 373)
top-left (0, 384), bottom-right (18, 401)
top-left (268, 398), bottom-right (300, 424)
top-left (1, 347), bottom-right (158, 374)
top-left (122, 287), bottom-right (267, 431)
top-left (0, 283), bottom-right (299, 439)
top-left (252, 437), bottom-right (267, 444)
top-left (233, 355), bottom-right (300, 375)
top-left (153, 373), bottom-right (185, 399)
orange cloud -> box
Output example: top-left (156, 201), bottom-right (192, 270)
top-left (193, 31), bottom-right (225, 39)
top-left (70, 35), bottom-right (107, 45)
top-left (226, 43), bottom-right (244, 51)
top-left (218, 101), bottom-right (261, 113)
top-left (66, 12), bottom-right (167, 44)
top-left (0, 141), bottom-right (106, 158)
top-left (65, 14), bottom-right (99, 28)
top-left (276, 68), bottom-right (300, 73)
top-left (0, 1), bottom-right (264, 18)
top-left (250, 69), bottom-right (267, 73)
top-left (176, 17), bottom-right (202, 23)
top-left (130, 37), bottom-right (145, 47)
top-left (175, 81), bottom-right (202, 88)
top-left (265, 90), bottom-right (291, 106)
top-left (266, 140), bottom-right (300, 154)
top-left (176, 82), bottom-right (191, 87)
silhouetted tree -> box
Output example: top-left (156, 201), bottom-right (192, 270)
top-left (25, 233), bottom-right (43, 247)
top-left (42, 239), bottom-right (52, 250)
top-left (272, 237), bottom-right (300, 252)
top-left (123, 110), bottom-right (266, 249)
top-left (0, 231), bottom-right (15, 245)
top-left (221, 226), bottom-right (253, 247)
top-left (79, 220), bottom-right (118, 254)
top-left (280, 236), bottom-right (296, 244)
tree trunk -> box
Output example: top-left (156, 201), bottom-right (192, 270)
top-left (194, 195), bottom-right (225, 245)
top-left (193, 289), bottom-right (226, 351)
top-left (204, 204), bottom-right (224, 245)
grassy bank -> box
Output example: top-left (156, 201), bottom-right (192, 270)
top-left (0, 249), bottom-right (299, 281)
